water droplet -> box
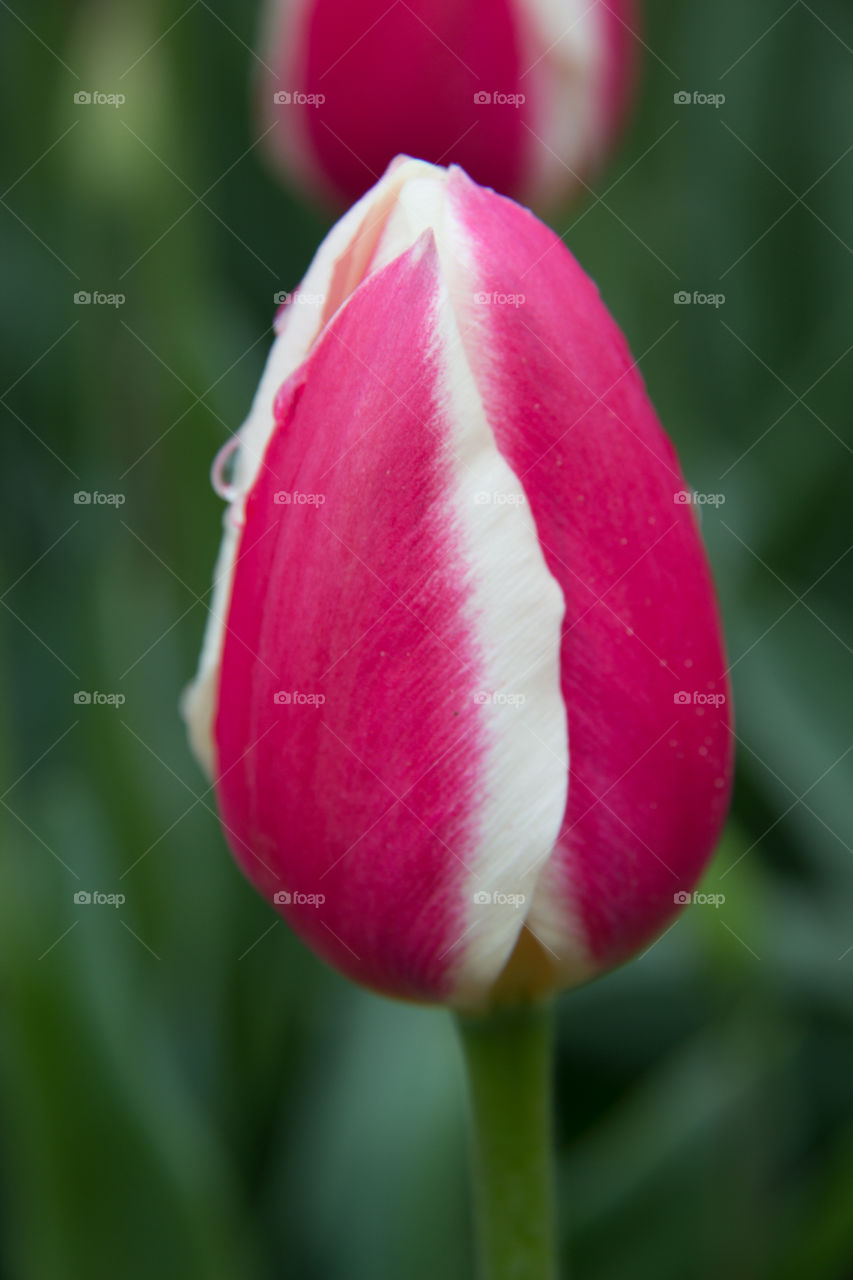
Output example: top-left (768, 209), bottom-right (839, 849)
top-left (211, 437), bottom-right (241, 502)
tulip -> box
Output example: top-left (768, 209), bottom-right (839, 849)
top-left (183, 156), bottom-right (732, 1012)
top-left (258, 0), bottom-right (638, 210)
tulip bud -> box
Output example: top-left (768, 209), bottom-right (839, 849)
top-left (259, 0), bottom-right (638, 210)
top-left (183, 157), bottom-right (731, 1010)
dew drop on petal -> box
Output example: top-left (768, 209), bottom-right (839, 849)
top-left (211, 436), bottom-right (241, 502)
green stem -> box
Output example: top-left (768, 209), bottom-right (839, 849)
top-left (455, 1000), bottom-right (558, 1280)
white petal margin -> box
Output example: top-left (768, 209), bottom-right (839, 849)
top-left (422, 267), bottom-right (569, 1009)
top-left (519, 0), bottom-right (609, 210)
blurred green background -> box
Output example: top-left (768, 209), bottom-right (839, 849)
top-left (1, 0), bottom-right (852, 1276)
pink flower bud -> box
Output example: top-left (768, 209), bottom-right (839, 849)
top-left (259, 0), bottom-right (638, 209)
top-left (184, 158), bottom-right (732, 1009)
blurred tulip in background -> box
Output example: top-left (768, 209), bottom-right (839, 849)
top-left (258, 0), bottom-right (638, 209)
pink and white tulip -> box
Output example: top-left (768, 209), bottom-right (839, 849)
top-left (259, 0), bottom-right (638, 210)
top-left (184, 157), bottom-right (732, 1010)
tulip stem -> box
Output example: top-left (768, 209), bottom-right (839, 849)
top-left (455, 1001), bottom-right (558, 1280)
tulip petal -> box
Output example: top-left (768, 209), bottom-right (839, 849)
top-left (184, 158), bottom-right (441, 775)
top-left (261, 0), bottom-right (529, 207)
top-left (446, 166), bottom-right (733, 983)
top-left (212, 231), bottom-right (567, 1006)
